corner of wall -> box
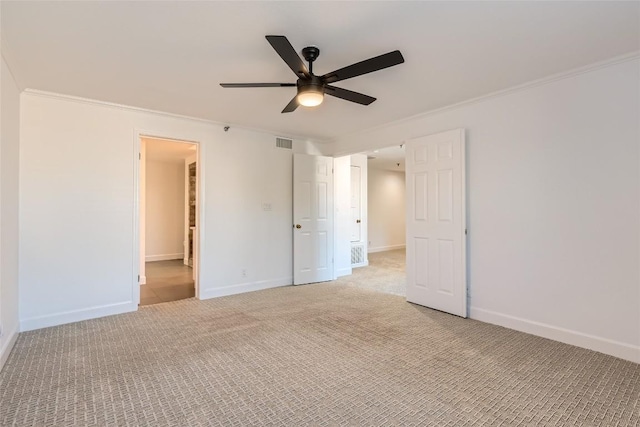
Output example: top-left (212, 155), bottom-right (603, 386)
top-left (0, 326), bottom-right (19, 372)
top-left (0, 53), bottom-right (22, 372)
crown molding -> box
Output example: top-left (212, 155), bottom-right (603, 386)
top-left (21, 89), bottom-right (316, 144)
top-left (23, 88), bottom-right (218, 124)
top-left (329, 51), bottom-right (640, 145)
top-left (20, 50), bottom-right (639, 147)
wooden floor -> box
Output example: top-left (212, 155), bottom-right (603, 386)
top-left (140, 260), bottom-right (195, 305)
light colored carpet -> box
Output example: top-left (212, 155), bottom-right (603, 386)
top-left (1, 283), bottom-right (638, 426)
top-left (339, 249), bottom-right (406, 296)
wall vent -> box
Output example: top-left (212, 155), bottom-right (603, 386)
top-left (276, 137), bottom-right (293, 149)
top-left (351, 244), bottom-right (365, 265)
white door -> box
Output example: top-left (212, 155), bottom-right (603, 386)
top-left (350, 165), bottom-right (361, 242)
top-left (405, 129), bottom-right (467, 317)
top-left (293, 154), bottom-right (334, 285)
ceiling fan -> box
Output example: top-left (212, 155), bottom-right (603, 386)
top-left (220, 35), bottom-right (405, 113)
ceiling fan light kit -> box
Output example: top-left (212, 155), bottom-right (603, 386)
top-left (297, 76), bottom-right (325, 107)
top-left (220, 35), bottom-right (404, 113)
top-left (297, 86), bottom-right (324, 107)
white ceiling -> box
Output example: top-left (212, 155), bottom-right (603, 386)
top-left (366, 145), bottom-right (406, 172)
top-left (2, 1), bottom-right (638, 142)
top-left (144, 137), bottom-right (196, 163)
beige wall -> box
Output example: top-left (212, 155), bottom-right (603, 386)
top-left (367, 168), bottom-right (406, 252)
top-left (145, 159), bottom-right (185, 261)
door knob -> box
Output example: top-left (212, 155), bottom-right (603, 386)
top-left (295, 224), bottom-right (302, 229)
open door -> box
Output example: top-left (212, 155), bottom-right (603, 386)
top-left (293, 153), bottom-right (334, 285)
top-left (405, 129), bottom-right (467, 317)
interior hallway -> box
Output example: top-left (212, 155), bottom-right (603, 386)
top-left (336, 248), bottom-right (406, 296)
top-left (140, 260), bottom-right (195, 305)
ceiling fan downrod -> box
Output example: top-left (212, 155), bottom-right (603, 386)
top-left (301, 46), bottom-right (320, 75)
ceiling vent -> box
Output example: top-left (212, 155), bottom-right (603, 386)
top-left (276, 137), bottom-right (293, 149)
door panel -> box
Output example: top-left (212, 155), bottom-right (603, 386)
top-left (406, 129), bottom-right (467, 317)
top-left (294, 154), bottom-right (334, 285)
top-left (415, 237), bottom-right (429, 288)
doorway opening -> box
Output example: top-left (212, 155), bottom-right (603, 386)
top-left (139, 136), bottom-right (199, 306)
top-left (333, 129), bottom-right (467, 318)
top-left (364, 145), bottom-right (407, 296)
top-left (336, 146), bottom-right (407, 296)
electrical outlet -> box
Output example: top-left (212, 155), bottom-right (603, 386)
top-left (241, 269), bottom-right (247, 278)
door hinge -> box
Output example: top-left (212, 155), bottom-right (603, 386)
top-left (139, 153), bottom-right (141, 160)
top-left (137, 274), bottom-right (140, 282)
top-left (465, 229), bottom-right (468, 235)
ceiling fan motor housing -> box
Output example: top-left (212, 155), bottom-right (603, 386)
top-left (297, 75), bottom-right (324, 92)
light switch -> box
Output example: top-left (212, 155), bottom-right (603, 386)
top-left (262, 203), bottom-right (272, 211)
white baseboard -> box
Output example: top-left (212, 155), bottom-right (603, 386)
top-left (145, 253), bottom-right (184, 262)
top-left (199, 277), bottom-right (292, 300)
top-left (140, 275), bottom-right (146, 285)
top-left (470, 307), bottom-right (640, 363)
top-left (335, 267), bottom-right (352, 278)
top-left (0, 326), bottom-right (19, 373)
top-left (368, 244), bottom-right (406, 254)
top-left (352, 261), bottom-right (369, 269)
top-left (20, 301), bottom-right (137, 332)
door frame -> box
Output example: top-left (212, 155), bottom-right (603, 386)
top-left (133, 129), bottom-right (203, 305)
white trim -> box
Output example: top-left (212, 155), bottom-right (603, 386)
top-left (352, 261), bottom-right (369, 269)
top-left (470, 307), bottom-right (640, 364)
top-left (460, 129), bottom-right (467, 318)
top-left (145, 253), bottom-right (184, 262)
top-left (335, 267), bottom-right (352, 278)
top-left (329, 52), bottom-right (640, 155)
top-left (134, 129), bottom-right (204, 304)
top-left (193, 144), bottom-right (202, 299)
top-left (20, 302), bottom-right (137, 332)
top-left (21, 53), bottom-right (640, 147)
top-left (22, 89), bottom-right (310, 143)
top-left (368, 244), bottom-right (406, 254)
top-left (0, 326), bottom-right (19, 373)
top-left (133, 131), bottom-right (142, 305)
top-left (199, 277), bottom-right (292, 300)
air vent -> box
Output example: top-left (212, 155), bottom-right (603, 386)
top-left (276, 137), bottom-right (293, 149)
top-left (351, 244), bottom-right (365, 265)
